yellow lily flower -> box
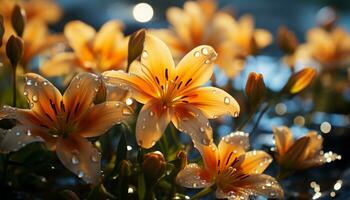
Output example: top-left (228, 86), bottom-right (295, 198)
top-left (177, 132), bottom-right (283, 199)
top-left (40, 20), bottom-right (129, 76)
top-left (0, 72), bottom-right (133, 184)
top-left (153, 0), bottom-right (272, 78)
top-left (273, 126), bottom-right (341, 171)
top-left (103, 33), bottom-right (240, 148)
top-left (296, 27), bottom-right (350, 69)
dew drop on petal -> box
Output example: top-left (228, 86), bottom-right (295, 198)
top-left (23, 91), bottom-right (28, 96)
top-left (15, 132), bottom-right (21, 136)
top-left (78, 171), bottom-right (84, 178)
top-left (201, 47), bottom-right (209, 55)
top-left (149, 111), bottom-right (154, 117)
top-left (126, 98), bottom-right (133, 106)
top-left (43, 81), bottom-right (48, 86)
top-left (91, 155), bottom-right (98, 162)
top-left (205, 60), bottom-right (210, 64)
top-left (142, 50), bottom-right (148, 58)
top-left (115, 102), bottom-right (120, 107)
top-left (122, 108), bottom-right (132, 116)
top-left (26, 130), bottom-right (31, 136)
top-left (26, 80), bottom-right (33, 86)
top-left (71, 156), bottom-right (79, 165)
top-left (200, 127), bottom-right (205, 133)
top-left (194, 51), bottom-right (200, 58)
top-left (224, 97), bottom-right (230, 105)
top-left (32, 95), bottom-right (38, 102)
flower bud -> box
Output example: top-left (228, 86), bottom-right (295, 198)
top-left (245, 72), bottom-right (266, 106)
top-left (142, 151), bottom-right (166, 184)
top-left (11, 5), bottom-right (26, 37)
top-left (282, 67), bottom-right (316, 95)
top-left (127, 29), bottom-right (145, 68)
top-left (0, 15), bottom-right (4, 47)
top-left (6, 35), bottom-right (23, 67)
top-left (277, 26), bottom-right (298, 54)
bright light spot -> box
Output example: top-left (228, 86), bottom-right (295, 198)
top-left (320, 121), bottom-right (331, 133)
top-left (127, 145), bottom-right (133, 151)
top-left (312, 192), bottom-right (322, 199)
top-left (185, 196), bottom-right (190, 200)
top-left (128, 186), bottom-right (134, 193)
top-left (330, 191), bottom-right (336, 197)
top-left (126, 98), bottom-right (133, 106)
top-left (275, 103), bottom-right (287, 115)
top-left (334, 180), bottom-right (342, 191)
top-left (294, 115), bottom-right (305, 126)
top-left (133, 3), bottom-right (153, 23)
top-left (94, 141), bottom-right (101, 148)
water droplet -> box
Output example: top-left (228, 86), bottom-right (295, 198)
top-left (224, 97), bottom-right (230, 105)
top-left (91, 155), bottom-right (98, 162)
top-left (72, 156), bottom-right (79, 165)
top-left (142, 50), bottom-right (148, 58)
top-left (149, 111), bottom-right (154, 116)
top-left (125, 98), bottom-right (133, 106)
top-left (32, 95), bottom-right (38, 102)
top-left (194, 51), bottom-right (200, 57)
top-left (43, 81), bottom-right (48, 86)
top-left (16, 132), bottom-right (21, 136)
top-left (142, 125), bottom-right (146, 129)
top-left (200, 127), bottom-right (205, 132)
top-left (26, 130), bottom-right (31, 136)
top-left (122, 108), bottom-right (132, 116)
top-left (192, 183), bottom-right (197, 187)
top-left (78, 171), bottom-right (84, 178)
top-left (34, 82), bottom-right (38, 87)
top-left (26, 80), bottom-right (33, 86)
top-left (151, 140), bottom-right (156, 146)
top-left (212, 89), bottom-right (217, 94)
top-left (201, 47), bottom-right (209, 55)
top-left (205, 60), bottom-right (210, 64)
top-left (233, 112), bottom-right (238, 117)
top-left (76, 84), bottom-right (80, 89)
top-left (23, 91), bottom-right (28, 96)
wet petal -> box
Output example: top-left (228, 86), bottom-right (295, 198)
top-left (24, 73), bottom-right (62, 123)
top-left (215, 188), bottom-right (249, 200)
top-left (56, 135), bottom-right (101, 184)
top-left (305, 131), bottom-right (323, 157)
top-left (40, 53), bottom-right (80, 77)
top-left (172, 104), bottom-right (213, 146)
top-left (77, 101), bottom-right (133, 138)
top-left (64, 21), bottom-right (95, 62)
top-left (141, 34), bottom-right (176, 86)
top-left (175, 45), bottom-right (217, 93)
top-left (183, 86), bottom-right (240, 119)
top-left (238, 174), bottom-right (284, 199)
top-left (176, 163), bottom-right (214, 189)
top-left (272, 126), bottom-right (294, 157)
top-left (136, 100), bottom-right (171, 149)
top-left (218, 131), bottom-right (250, 169)
top-left (240, 151), bottom-right (272, 174)
top-left (63, 72), bottom-right (100, 119)
top-left (0, 125), bottom-right (44, 153)
top-left (280, 136), bottom-right (310, 170)
top-left (102, 70), bottom-right (156, 104)
top-left (194, 142), bottom-right (218, 173)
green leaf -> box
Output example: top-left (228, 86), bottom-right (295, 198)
top-left (127, 29), bottom-right (145, 70)
top-left (138, 172), bottom-right (146, 200)
top-left (11, 5), bottom-right (26, 37)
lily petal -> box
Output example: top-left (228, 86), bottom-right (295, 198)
top-left (194, 142), bottom-right (218, 174)
top-left (136, 99), bottom-right (171, 148)
top-left (77, 101), bottom-right (133, 138)
top-left (172, 104), bottom-right (213, 146)
top-left (63, 72), bottom-right (100, 119)
top-left (64, 21), bottom-right (95, 62)
top-left (218, 132), bottom-right (250, 169)
top-left (272, 126), bottom-right (293, 157)
top-left (40, 53), bottom-right (80, 77)
top-left (280, 136), bottom-right (310, 170)
top-left (102, 69), bottom-right (156, 104)
top-left (240, 150), bottom-right (272, 174)
top-left (141, 34), bottom-right (176, 85)
top-left (175, 45), bottom-right (217, 93)
top-left (183, 86), bottom-right (240, 119)
top-left (0, 125), bottom-right (43, 153)
top-left (255, 29), bottom-right (273, 49)
top-left (93, 20), bottom-right (123, 56)
top-left (305, 131), bottom-right (323, 157)
top-left (56, 134), bottom-right (101, 184)
top-left (176, 163), bottom-right (214, 189)
top-left (24, 73), bottom-right (62, 123)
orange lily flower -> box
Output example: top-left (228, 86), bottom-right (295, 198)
top-left (273, 126), bottom-right (341, 171)
top-left (0, 72), bottom-right (133, 183)
top-left (0, 19), bottom-right (64, 69)
top-left (153, 0), bottom-right (272, 78)
top-left (40, 20), bottom-right (129, 76)
top-left (176, 132), bottom-right (283, 199)
top-left (103, 33), bottom-right (240, 148)
top-left (296, 27), bottom-right (350, 69)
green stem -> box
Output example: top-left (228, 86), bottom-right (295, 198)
top-left (250, 102), bottom-right (271, 135)
top-left (191, 186), bottom-right (214, 200)
top-left (237, 106), bottom-right (256, 131)
top-left (12, 65), bottom-right (17, 107)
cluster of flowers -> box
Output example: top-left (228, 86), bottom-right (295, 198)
top-left (0, 0), bottom-right (347, 199)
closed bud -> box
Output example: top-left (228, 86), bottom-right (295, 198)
top-left (245, 72), bottom-right (266, 106)
top-left (6, 35), bottom-right (23, 67)
top-left (277, 26), bottom-right (298, 54)
top-left (127, 29), bottom-right (145, 68)
top-left (0, 15), bottom-right (4, 47)
top-left (282, 67), bottom-right (317, 95)
top-left (11, 5), bottom-right (26, 37)
top-left (142, 151), bottom-right (166, 184)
